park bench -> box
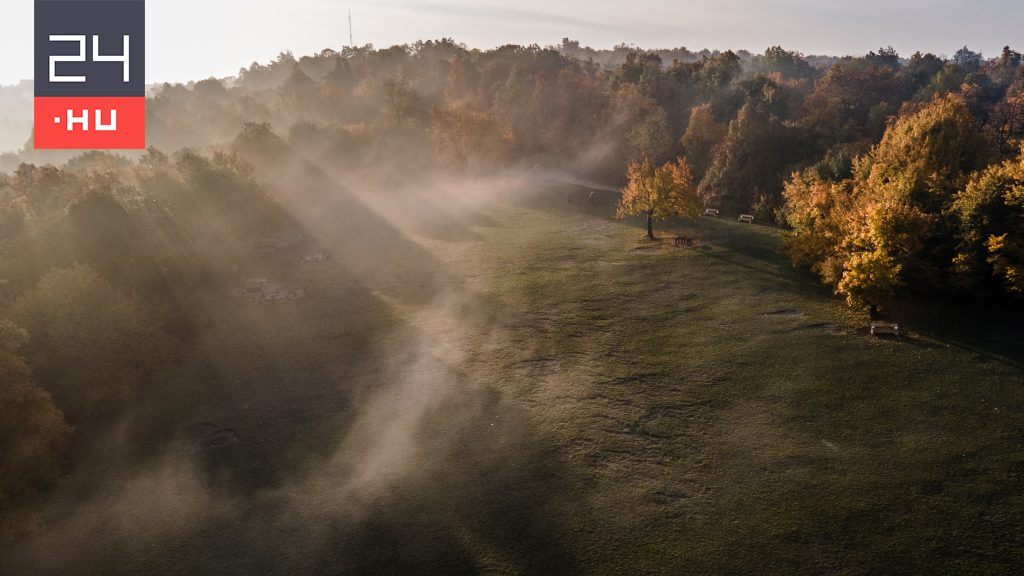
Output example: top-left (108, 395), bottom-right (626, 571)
top-left (870, 321), bottom-right (900, 337)
top-left (704, 208), bottom-right (719, 217)
top-left (673, 235), bottom-right (694, 247)
top-left (738, 214), bottom-right (754, 223)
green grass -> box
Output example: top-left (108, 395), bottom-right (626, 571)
top-left (4, 182), bottom-right (1024, 575)
top-left (424, 187), bottom-right (1024, 574)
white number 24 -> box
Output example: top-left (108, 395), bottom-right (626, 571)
top-left (49, 35), bottom-right (130, 83)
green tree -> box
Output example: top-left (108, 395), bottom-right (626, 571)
top-left (698, 50), bottom-right (742, 91)
top-left (617, 156), bottom-right (701, 239)
top-left (608, 84), bottom-right (672, 166)
top-left (954, 46), bottom-right (983, 73)
top-left (901, 52), bottom-right (945, 93)
top-left (680, 103), bottom-right (727, 180)
top-left (699, 102), bottom-right (801, 213)
top-left (759, 46), bottom-right (814, 80)
top-left (865, 46), bottom-right (900, 70)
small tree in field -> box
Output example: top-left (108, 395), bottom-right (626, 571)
top-left (617, 156), bottom-right (701, 240)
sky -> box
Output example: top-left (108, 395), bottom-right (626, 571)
top-left (2, 0), bottom-right (1023, 86)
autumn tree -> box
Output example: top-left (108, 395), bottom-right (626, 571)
top-left (430, 105), bottom-right (512, 171)
top-left (952, 145), bottom-right (1024, 295)
top-left (802, 59), bottom-right (903, 144)
top-left (784, 94), bottom-right (996, 309)
top-left (617, 156), bottom-right (701, 239)
top-left (781, 170), bottom-right (852, 285)
top-left (844, 93), bottom-right (989, 296)
top-left (383, 77), bottom-right (426, 126)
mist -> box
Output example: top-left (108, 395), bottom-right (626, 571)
top-left (0, 118), bottom-right (585, 572)
top-left (3, 35), bottom-right (1024, 575)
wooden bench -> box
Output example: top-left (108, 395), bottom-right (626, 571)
top-left (738, 214), bottom-right (754, 223)
top-left (673, 235), bottom-right (694, 247)
top-left (870, 322), bottom-right (900, 337)
top-left (704, 208), bottom-right (719, 217)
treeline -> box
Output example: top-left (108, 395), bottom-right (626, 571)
top-left (128, 38), bottom-right (1023, 303)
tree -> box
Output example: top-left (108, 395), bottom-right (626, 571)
top-left (781, 170), bottom-right (851, 284)
top-left (864, 93), bottom-right (993, 213)
top-left (67, 188), bottom-right (164, 294)
top-left (901, 52), bottom-right (945, 93)
top-left (608, 83), bottom-right (672, 166)
top-left (383, 77), bottom-right (425, 126)
top-left (952, 146), bottom-right (1024, 295)
top-left (680, 103), bottom-right (727, 180)
top-left (697, 50), bottom-right (742, 91)
top-left (953, 46), bottom-right (983, 73)
top-left (699, 102), bottom-right (802, 213)
top-left (865, 46), bottom-right (900, 70)
top-left (12, 265), bottom-right (178, 418)
top-left (760, 46), bottom-right (814, 80)
top-left (617, 156), bottom-right (701, 239)
top-left (987, 67), bottom-right (1024, 155)
top-left (9, 163), bottom-right (82, 215)
top-left (802, 59), bottom-right (903, 143)
top-left (783, 94), bottom-right (995, 309)
top-left (0, 201), bottom-right (25, 242)
top-left (323, 57), bottom-right (354, 91)
top-left (835, 249), bottom-right (903, 309)
top-left (0, 319), bottom-right (71, 508)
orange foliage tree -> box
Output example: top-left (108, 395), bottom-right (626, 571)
top-left (616, 156), bottom-right (701, 240)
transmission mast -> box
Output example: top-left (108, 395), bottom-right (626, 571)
top-left (348, 10), bottom-right (354, 47)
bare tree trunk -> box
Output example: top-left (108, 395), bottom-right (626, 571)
top-left (647, 211), bottom-right (655, 240)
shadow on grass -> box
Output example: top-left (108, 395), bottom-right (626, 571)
top-left (896, 296), bottom-right (1024, 369)
top-left (236, 139), bottom-right (455, 307)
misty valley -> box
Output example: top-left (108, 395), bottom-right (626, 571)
top-left (2, 39), bottom-right (1024, 575)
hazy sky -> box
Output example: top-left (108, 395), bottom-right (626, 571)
top-left (3, 0), bottom-right (1023, 86)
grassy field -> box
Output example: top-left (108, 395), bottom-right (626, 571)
top-left (5, 178), bottom-right (1024, 575)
